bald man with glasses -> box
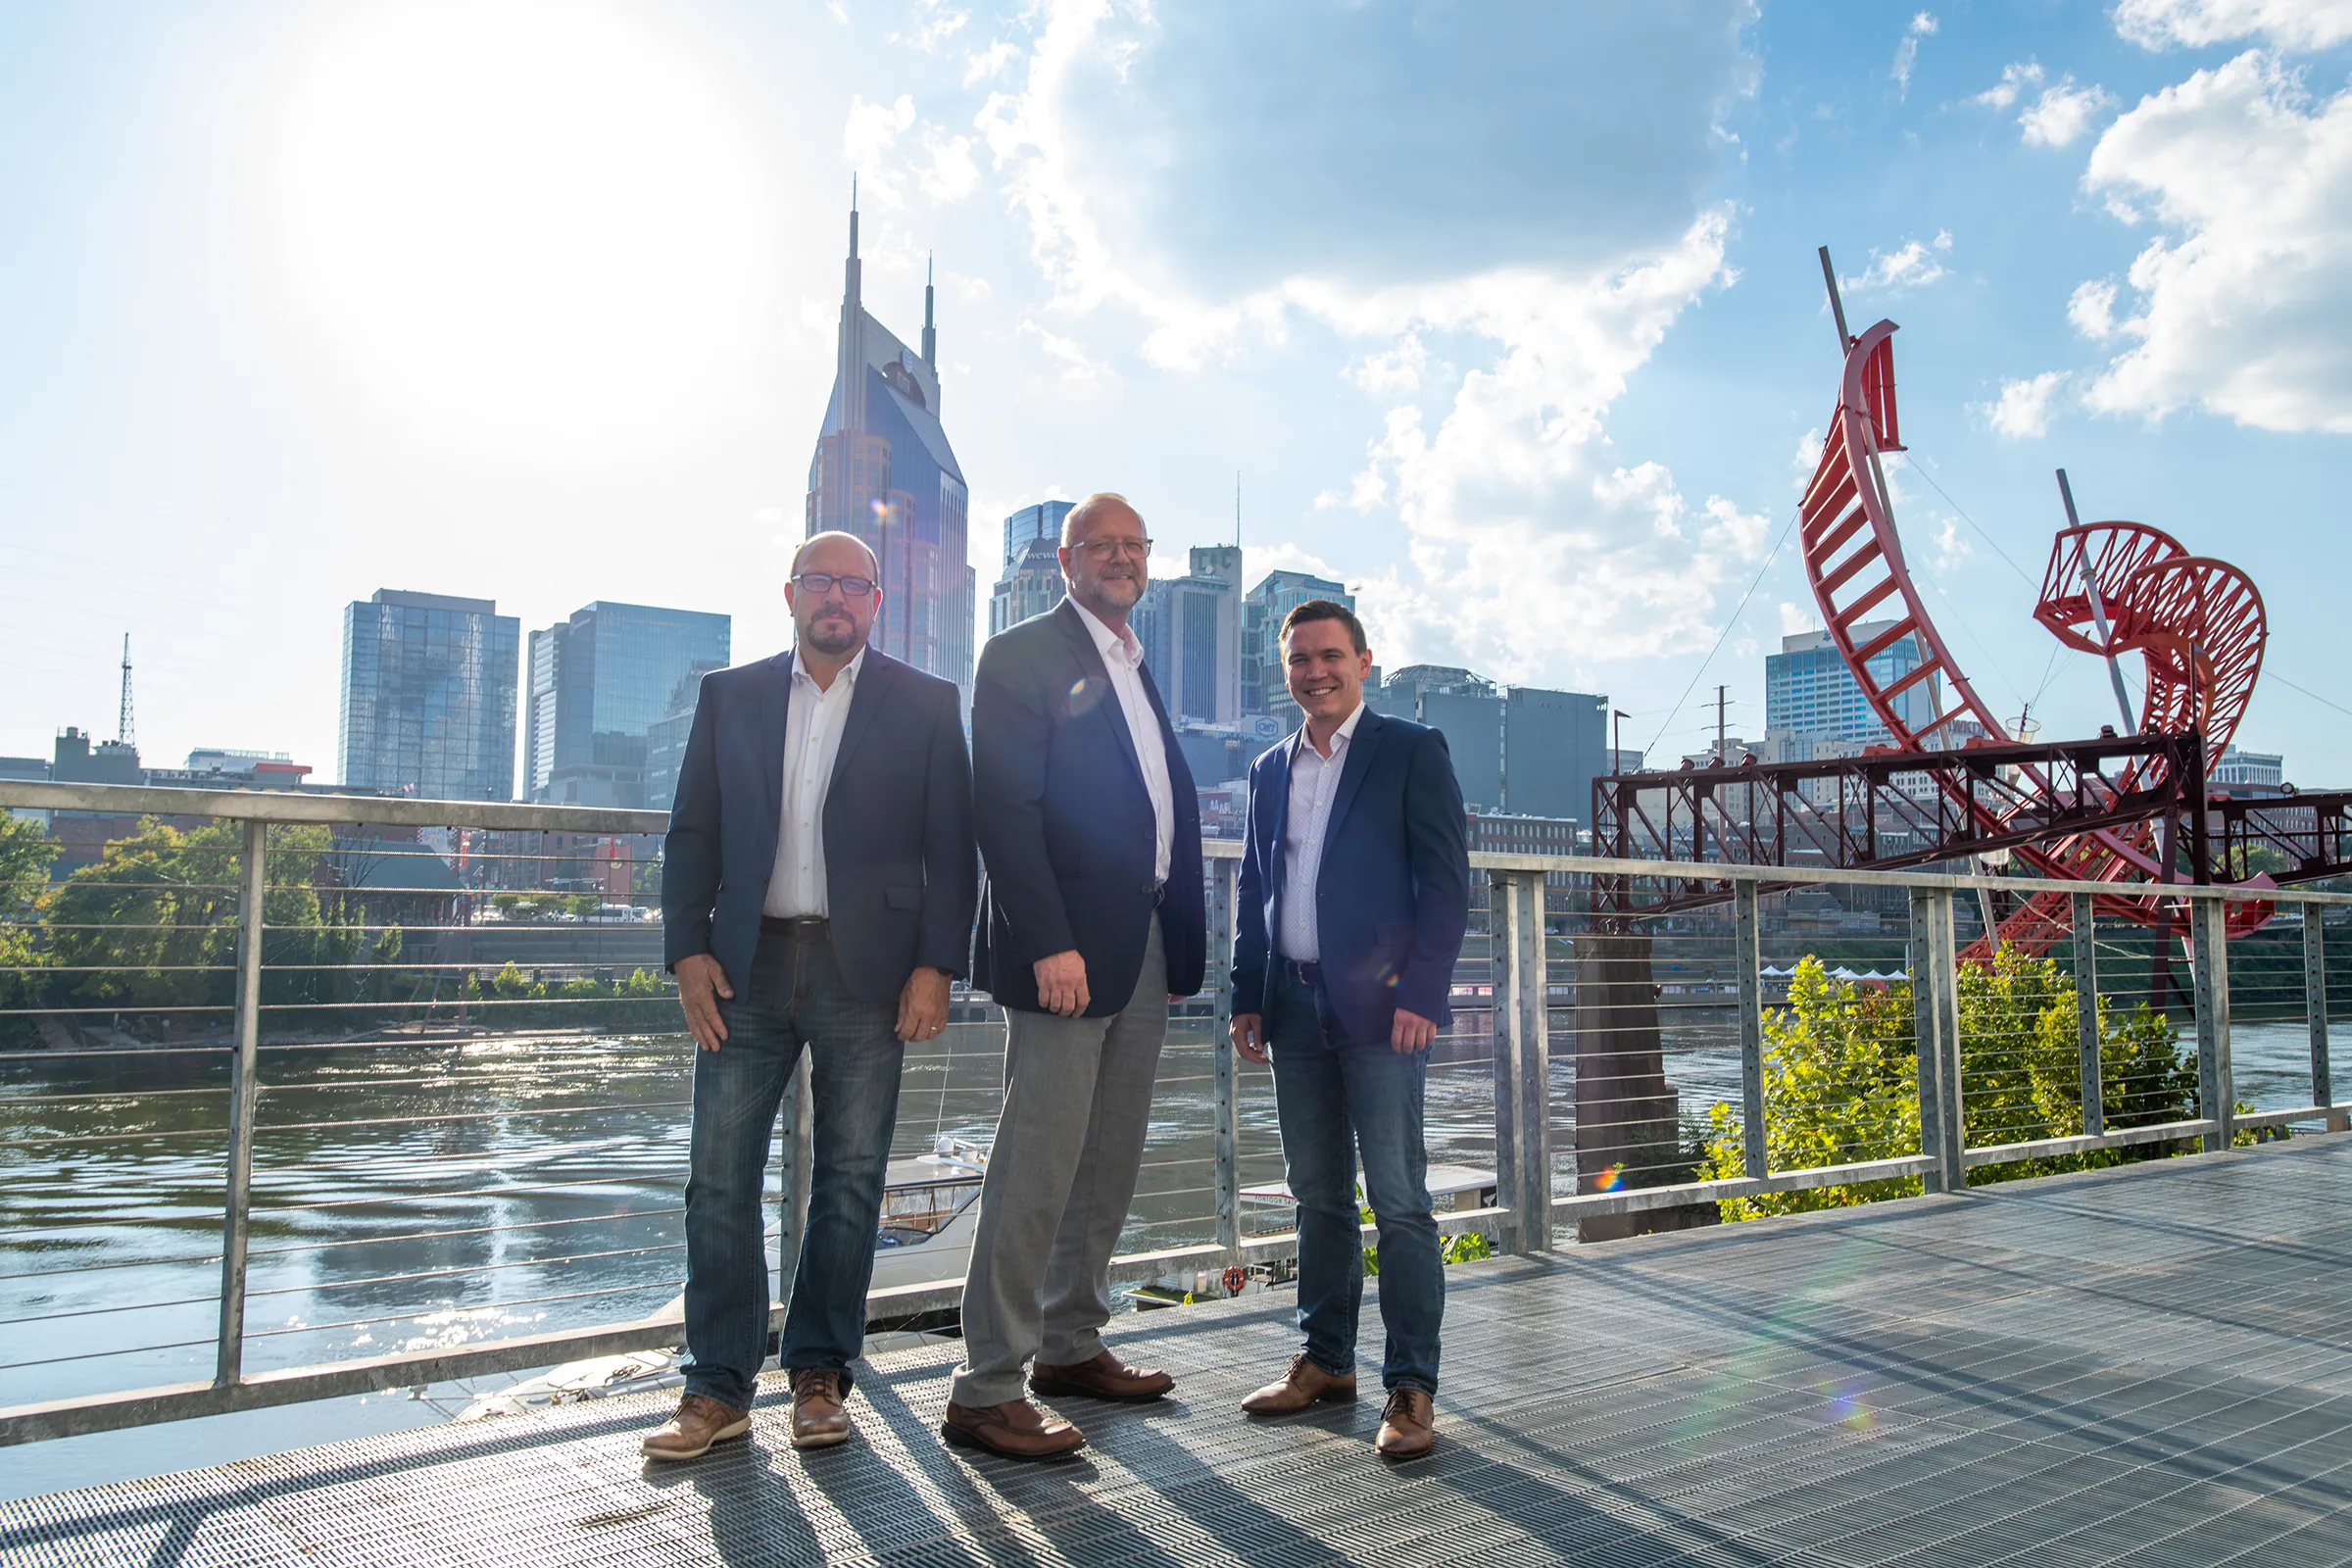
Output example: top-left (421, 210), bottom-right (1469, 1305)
top-left (650, 529), bottom-right (976, 1460)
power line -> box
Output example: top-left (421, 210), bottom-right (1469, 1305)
top-left (2271, 672), bottom-right (2352, 719)
top-left (1643, 508), bottom-right (1800, 760)
top-left (1903, 449), bottom-right (2037, 589)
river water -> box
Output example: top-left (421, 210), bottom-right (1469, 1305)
top-left (0, 1014), bottom-right (2329, 1499)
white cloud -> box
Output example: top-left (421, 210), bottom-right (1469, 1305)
top-left (891, 0), bottom-right (968, 53)
top-left (844, 92), bottom-right (917, 171)
top-left (843, 93), bottom-right (978, 209)
top-left (963, 39), bottom-right (1020, 86)
top-left (1840, 230), bottom-right (1953, 293)
top-left (1975, 60), bottom-right (2044, 110)
top-left (2076, 50), bottom-right (2352, 432)
top-left (1020, 319), bottom-right (1103, 381)
top-left (1978, 370), bottom-right (2072, 438)
top-left (1791, 427), bottom-right (1825, 488)
top-left (1893, 12), bottom-right (1939, 94)
top-left (2021, 76), bottom-right (2118, 145)
top-left (1778, 601), bottom-right (1815, 638)
top-left (1931, 516), bottom-right (1974, 573)
top-left (2113, 0), bottom-right (2352, 50)
top-left (1347, 334), bottom-right (1428, 394)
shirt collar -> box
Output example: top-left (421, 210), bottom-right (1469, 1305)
top-left (791, 645), bottom-right (866, 692)
top-left (1295, 700), bottom-right (1367, 760)
top-left (1069, 598), bottom-right (1143, 670)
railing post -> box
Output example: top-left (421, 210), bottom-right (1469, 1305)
top-left (1734, 879), bottom-right (1768, 1179)
top-left (1491, 871), bottom-right (1550, 1253)
top-left (1209, 855), bottom-right (1241, 1269)
top-left (216, 818), bottom-right (267, 1388)
top-left (2306, 900), bottom-right (2343, 1132)
top-left (2190, 894), bottom-right (2234, 1152)
top-left (1909, 887), bottom-right (1965, 1194)
top-left (771, 1056), bottom-right (814, 1340)
top-left (2073, 891), bottom-right (2103, 1138)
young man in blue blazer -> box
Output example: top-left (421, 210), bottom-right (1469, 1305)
top-left (1229, 600), bottom-right (1470, 1460)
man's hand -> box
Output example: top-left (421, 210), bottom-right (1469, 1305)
top-left (1390, 1006), bottom-right (1437, 1054)
top-left (1033, 949), bottom-right (1090, 1017)
top-left (675, 954), bottom-right (733, 1052)
top-left (1231, 1012), bottom-right (1268, 1064)
top-left (897, 967), bottom-right (951, 1043)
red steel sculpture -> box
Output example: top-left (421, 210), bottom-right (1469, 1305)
top-left (1796, 299), bottom-right (2275, 963)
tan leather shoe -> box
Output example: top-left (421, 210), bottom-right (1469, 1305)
top-left (1241, 1353), bottom-right (1358, 1416)
top-left (789, 1367), bottom-right (852, 1450)
top-left (1375, 1388), bottom-right (1436, 1460)
top-left (640, 1393), bottom-right (750, 1461)
top-left (1030, 1348), bottom-right (1175, 1402)
top-left (940, 1397), bottom-right (1087, 1460)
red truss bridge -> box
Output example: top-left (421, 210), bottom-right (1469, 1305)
top-left (1592, 253), bottom-right (2352, 941)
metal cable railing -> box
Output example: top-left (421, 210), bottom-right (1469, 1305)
top-left (0, 777), bottom-right (2346, 1447)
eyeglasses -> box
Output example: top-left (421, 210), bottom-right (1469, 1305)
top-left (792, 572), bottom-right (876, 599)
top-left (1074, 537), bottom-right (1152, 561)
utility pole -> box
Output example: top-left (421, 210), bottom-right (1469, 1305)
top-left (1715, 685), bottom-right (1728, 766)
top-left (1235, 469), bottom-right (1242, 548)
top-left (1613, 709), bottom-right (1629, 773)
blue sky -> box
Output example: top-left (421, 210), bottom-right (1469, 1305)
top-left (2, 0), bottom-right (2347, 784)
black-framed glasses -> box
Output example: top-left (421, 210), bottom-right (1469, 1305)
top-left (793, 572), bottom-right (876, 599)
top-left (1075, 537), bottom-right (1152, 561)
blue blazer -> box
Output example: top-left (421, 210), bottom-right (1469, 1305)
top-left (661, 648), bottom-right (976, 1004)
top-left (970, 600), bottom-right (1207, 1014)
top-left (1232, 709), bottom-right (1470, 1048)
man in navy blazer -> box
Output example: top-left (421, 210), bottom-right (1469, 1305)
top-left (1230, 599), bottom-right (1468, 1460)
top-left (945, 494), bottom-right (1207, 1460)
top-left (648, 530), bottom-right (975, 1461)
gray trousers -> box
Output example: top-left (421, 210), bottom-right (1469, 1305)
top-left (952, 919), bottom-right (1169, 1407)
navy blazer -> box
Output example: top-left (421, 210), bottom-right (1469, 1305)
top-left (661, 647), bottom-right (976, 1004)
top-left (970, 600), bottom-right (1207, 1014)
top-left (1231, 709), bottom-right (1471, 1048)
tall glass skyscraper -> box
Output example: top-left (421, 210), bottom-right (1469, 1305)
top-left (1765, 621), bottom-right (1940, 745)
top-left (340, 590), bottom-right (519, 800)
top-left (1133, 546), bottom-right (1241, 724)
top-left (805, 202), bottom-right (975, 706)
top-left (525, 602), bottom-right (729, 806)
top-left (1242, 569), bottom-right (1351, 721)
top-left (1001, 500), bottom-right (1074, 574)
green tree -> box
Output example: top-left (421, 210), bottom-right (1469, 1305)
top-left (1705, 951), bottom-right (2197, 1220)
top-left (0, 814), bottom-right (59, 1044)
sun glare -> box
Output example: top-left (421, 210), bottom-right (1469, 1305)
top-left (274, 2), bottom-right (774, 456)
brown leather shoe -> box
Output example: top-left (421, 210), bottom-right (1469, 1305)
top-left (789, 1367), bottom-right (852, 1450)
top-left (1241, 1353), bottom-right (1358, 1416)
top-left (1029, 1348), bottom-right (1175, 1402)
top-left (640, 1392), bottom-right (750, 1461)
top-left (940, 1397), bottom-right (1087, 1460)
top-left (1375, 1388), bottom-right (1436, 1460)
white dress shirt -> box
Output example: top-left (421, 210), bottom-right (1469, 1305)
top-left (1069, 598), bottom-right (1175, 886)
top-left (764, 648), bottom-right (865, 918)
top-left (1278, 702), bottom-right (1365, 962)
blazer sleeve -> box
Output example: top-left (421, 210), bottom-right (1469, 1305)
top-left (917, 680), bottom-right (979, 976)
top-left (661, 673), bottom-right (722, 973)
top-left (1394, 726), bottom-right (1471, 1023)
top-left (970, 641), bottom-right (1077, 964)
top-left (1231, 759), bottom-right (1270, 1016)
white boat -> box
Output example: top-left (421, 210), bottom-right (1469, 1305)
top-left (455, 1138), bottom-right (985, 1421)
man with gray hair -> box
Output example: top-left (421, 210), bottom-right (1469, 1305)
top-left (650, 529), bottom-right (975, 1459)
top-left (944, 493), bottom-right (1206, 1459)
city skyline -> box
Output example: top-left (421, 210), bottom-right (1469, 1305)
top-left (4, 4), bottom-right (2350, 790)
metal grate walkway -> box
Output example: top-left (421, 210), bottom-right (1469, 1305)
top-left (11, 1138), bottom-right (2352, 1566)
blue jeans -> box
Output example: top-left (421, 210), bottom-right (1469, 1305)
top-left (1267, 975), bottom-right (1443, 1396)
top-left (681, 928), bottom-right (903, 1410)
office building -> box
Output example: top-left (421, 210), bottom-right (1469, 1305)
top-left (2213, 744), bottom-right (2285, 793)
top-left (1243, 570), bottom-right (1352, 723)
top-left (1766, 621), bottom-right (1942, 746)
top-left (50, 726), bottom-right (142, 786)
top-left (1502, 687), bottom-right (1609, 824)
top-left (524, 602), bottom-right (729, 808)
top-left (1374, 666), bottom-right (1504, 809)
top-left (1001, 500), bottom-right (1075, 575)
top-left (340, 590), bottom-right (519, 801)
top-left (989, 535), bottom-right (1065, 638)
top-left (1134, 545), bottom-right (1243, 724)
top-left (805, 204), bottom-right (975, 706)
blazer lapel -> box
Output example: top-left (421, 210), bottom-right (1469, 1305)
top-left (1262, 736), bottom-right (1297, 929)
top-left (1055, 601), bottom-right (1148, 792)
top-left (1324, 709), bottom-right (1385, 846)
top-left (759, 652), bottom-right (794, 828)
top-left (826, 651), bottom-right (893, 794)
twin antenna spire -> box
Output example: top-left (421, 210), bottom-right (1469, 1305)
top-left (847, 174), bottom-right (939, 367)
